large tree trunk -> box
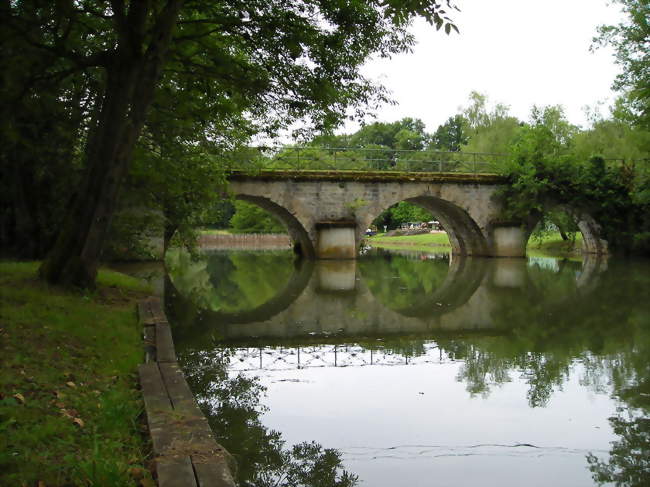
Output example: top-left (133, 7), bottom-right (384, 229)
top-left (40, 1), bottom-right (182, 288)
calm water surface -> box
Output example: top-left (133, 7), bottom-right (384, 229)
top-left (164, 248), bottom-right (650, 487)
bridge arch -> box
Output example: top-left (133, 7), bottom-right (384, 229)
top-left (234, 194), bottom-right (316, 258)
top-left (357, 194), bottom-right (489, 256)
top-left (524, 203), bottom-right (608, 254)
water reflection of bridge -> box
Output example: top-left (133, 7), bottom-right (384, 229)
top-left (227, 343), bottom-right (448, 372)
top-left (167, 251), bottom-right (607, 348)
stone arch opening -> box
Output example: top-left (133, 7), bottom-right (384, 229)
top-left (359, 195), bottom-right (489, 256)
top-left (234, 194), bottom-right (316, 258)
top-left (524, 204), bottom-right (608, 255)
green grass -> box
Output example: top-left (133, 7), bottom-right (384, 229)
top-left (199, 228), bottom-right (232, 235)
top-left (526, 232), bottom-right (583, 257)
top-left (0, 261), bottom-right (153, 486)
top-left (368, 232), bottom-right (452, 248)
top-left (367, 231), bottom-right (584, 258)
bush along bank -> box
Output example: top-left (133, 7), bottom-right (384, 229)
top-left (0, 261), bottom-right (154, 486)
top-left (498, 154), bottom-right (650, 256)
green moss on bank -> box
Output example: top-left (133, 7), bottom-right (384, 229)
top-left (0, 262), bottom-right (153, 486)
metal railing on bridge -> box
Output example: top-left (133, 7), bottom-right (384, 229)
top-left (221, 146), bottom-right (648, 176)
top-left (223, 146), bottom-right (506, 175)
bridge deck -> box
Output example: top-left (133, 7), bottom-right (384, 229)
top-left (227, 169), bottom-right (506, 184)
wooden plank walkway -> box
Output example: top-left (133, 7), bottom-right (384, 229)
top-left (138, 297), bottom-right (236, 487)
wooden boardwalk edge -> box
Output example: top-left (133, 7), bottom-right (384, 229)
top-left (138, 297), bottom-right (237, 487)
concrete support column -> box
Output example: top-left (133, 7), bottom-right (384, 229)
top-left (492, 226), bottom-right (527, 257)
top-left (315, 222), bottom-right (357, 259)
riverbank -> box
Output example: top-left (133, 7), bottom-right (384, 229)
top-left (366, 232), bottom-right (452, 252)
top-left (526, 232), bottom-right (584, 257)
top-left (367, 231), bottom-right (583, 257)
top-left (0, 261), bottom-right (153, 486)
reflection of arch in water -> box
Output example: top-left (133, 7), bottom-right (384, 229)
top-left (235, 194), bottom-right (315, 258)
top-left (525, 204), bottom-right (608, 255)
top-left (170, 254), bottom-right (612, 346)
top-left (487, 254), bottom-right (607, 305)
top-left (575, 253), bottom-right (608, 294)
top-left (360, 255), bottom-right (489, 319)
top-left (358, 194), bottom-right (489, 256)
top-left (165, 258), bottom-right (314, 329)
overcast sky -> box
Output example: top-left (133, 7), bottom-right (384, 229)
top-left (343, 0), bottom-right (624, 134)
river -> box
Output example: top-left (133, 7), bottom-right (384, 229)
top-left (157, 247), bottom-right (649, 487)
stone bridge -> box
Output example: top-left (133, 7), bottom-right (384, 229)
top-left (227, 170), bottom-right (608, 259)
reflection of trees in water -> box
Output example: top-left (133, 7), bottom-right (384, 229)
top-left (587, 409), bottom-right (650, 487)
top-left (167, 250), bottom-right (294, 313)
top-left (586, 302), bottom-right (650, 487)
top-left (435, 260), bottom-right (650, 487)
top-left (357, 336), bottom-right (431, 358)
top-left (178, 347), bottom-right (358, 487)
top-left (434, 261), bottom-right (649, 406)
top-left (358, 252), bottom-right (450, 310)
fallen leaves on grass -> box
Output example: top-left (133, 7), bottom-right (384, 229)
top-left (60, 408), bottom-right (85, 427)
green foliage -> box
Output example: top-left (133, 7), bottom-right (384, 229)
top-left (432, 115), bottom-right (468, 151)
top-left (229, 201), bottom-right (286, 234)
top-left (459, 91), bottom-right (522, 154)
top-left (0, 22), bottom-right (90, 258)
top-left (573, 115), bottom-right (650, 162)
top-left (496, 105), bottom-right (650, 254)
top-left (349, 118), bottom-right (430, 149)
top-left (593, 0), bottom-right (650, 129)
top-left (373, 201), bottom-right (433, 230)
top-left (1, 0), bottom-right (460, 286)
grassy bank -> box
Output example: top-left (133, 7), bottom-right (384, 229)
top-left (199, 228), bottom-right (231, 235)
top-left (0, 262), bottom-right (153, 486)
top-left (368, 232), bottom-right (452, 249)
top-left (526, 232), bottom-right (583, 257)
top-left (367, 231), bottom-right (583, 257)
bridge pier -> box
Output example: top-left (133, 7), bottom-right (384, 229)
top-left (315, 222), bottom-right (357, 259)
top-left (490, 225), bottom-right (527, 258)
